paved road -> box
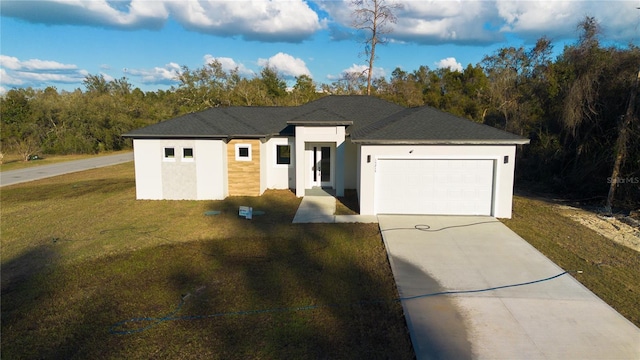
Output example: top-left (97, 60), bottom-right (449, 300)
top-left (0, 152), bottom-right (134, 187)
top-left (378, 215), bottom-right (640, 360)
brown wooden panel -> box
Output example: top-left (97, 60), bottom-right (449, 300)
top-left (227, 139), bottom-right (261, 196)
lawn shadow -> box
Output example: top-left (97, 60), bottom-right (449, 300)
top-left (155, 190), bottom-right (416, 358)
top-left (1, 244), bottom-right (127, 358)
top-left (1, 189), bottom-right (415, 358)
top-left (2, 245), bottom-right (61, 358)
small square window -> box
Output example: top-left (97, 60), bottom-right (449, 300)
top-left (164, 147), bottom-right (175, 160)
top-left (235, 144), bottom-right (252, 161)
top-left (276, 145), bottom-right (291, 165)
top-left (183, 148), bottom-right (194, 159)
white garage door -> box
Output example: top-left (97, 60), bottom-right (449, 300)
top-left (375, 159), bottom-right (494, 215)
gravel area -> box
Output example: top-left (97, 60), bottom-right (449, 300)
top-left (555, 204), bottom-right (640, 252)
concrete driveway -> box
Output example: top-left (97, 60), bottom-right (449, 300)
top-left (378, 215), bottom-right (640, 360)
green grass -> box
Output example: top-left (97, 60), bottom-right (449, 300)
top-left (1, 163), bottom-right (414, 359)
top-left (0, 151), bottom-right (131, 172)
top-left (3, 162), bottom-right (639, 359)
top-left (501, 196), bottom-right (640, 327)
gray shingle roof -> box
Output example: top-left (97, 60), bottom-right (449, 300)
top-left (351, 106), bottom-right (530, 144)
top-left (123, 95), bottom-right (529, 144)
top-left (123, 106), bottom-right (294, 138)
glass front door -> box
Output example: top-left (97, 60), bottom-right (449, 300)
top-left (311, 145), bottom-right (332, 187)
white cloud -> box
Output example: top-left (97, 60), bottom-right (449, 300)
top-left (203, 55), bottom-right (254, 77)
top-left (1, 0), bottom-right (168, 29)
top-left (169, 1), bottom-right (326, 42)
top-left (257, 52), bottom-right (312, 79)
top-left (328, 63), bottom-right (385, 80)
top-left (435, 57), bottom-right (463, 72)
top-left (3, 0), bottom-right (637, 45)
top-left (318, 0), bottom-right (500, 44)
top-left (16, 70), bottom-right (89, 83)
top-left (2, 0), bottom-right (325, 43)
top-left (320, 0), bottom-right (639, 45)
top-left (0, 55), bottom-right (88, 89)
top-left (0, 55), bottom-right (22, 70)
top-left (495, 0), bottom-right (639, 42)
top-left (20, 58), bottom-right (79, 71)
top-left (100, 72), bottom-right (115, 82)
top-left (0, 55), bottom-right (79, 72)
top-left (0, 68), bottom-right (24, 86)
top-left (126, 62), bottom-right (182, 84)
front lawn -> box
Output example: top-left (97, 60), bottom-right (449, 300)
top-left (1, 163), bottom-right (414, 359)
top-left (501, 196), bottom-right (640, 327)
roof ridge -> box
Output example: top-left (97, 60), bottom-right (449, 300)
top-left (293, 107), bottom-right (350, 121)
top-left (219, 107), bottom-right (266, 135)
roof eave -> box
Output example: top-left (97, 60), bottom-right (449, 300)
top-left (351, 139), bottom-right (531, 145)
top-left (122, 133), bottom-right (230, 139)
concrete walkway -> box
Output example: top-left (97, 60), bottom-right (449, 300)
top-left (292, 193), bottom-right (378, 224)
top-left (0, 152), bottom-right (133, 187)
top-left (378, 215), bottom-right (640, 360)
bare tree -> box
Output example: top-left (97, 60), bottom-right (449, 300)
top-left (351, 0), bottom-right (402, 95)
top-left (605, 68), bottom-right (639, 213)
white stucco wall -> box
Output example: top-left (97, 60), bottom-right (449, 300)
top-left (195, 140), bottom-right (227, 200)
top-left (132, 139), bottom-right (227, 200)
top-left (358, 144), bottom-right (518, 218)
top-left (133, 139), bottom-right (163, 199)
top-left (264, 137), bottom-right (295, 190)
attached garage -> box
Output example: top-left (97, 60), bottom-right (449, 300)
top-left (375, 158), bottom-right (495, 215)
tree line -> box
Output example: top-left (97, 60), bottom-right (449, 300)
top-left (1, 17), bottom-right (638, 206)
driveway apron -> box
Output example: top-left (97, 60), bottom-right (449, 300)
top-left (378, 215), bottom-right (640, 360)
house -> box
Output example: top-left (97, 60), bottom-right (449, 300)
top-left (123, 96), bottom-right (529, 218)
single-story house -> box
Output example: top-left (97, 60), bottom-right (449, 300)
top-left (123, 95), bottom-right (529, 218)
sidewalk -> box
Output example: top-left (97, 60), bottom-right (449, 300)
top-left (292, 194), bottom-right (378, 224)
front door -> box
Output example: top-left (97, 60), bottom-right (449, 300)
top-left (311, 145), bottom-right (332, 188)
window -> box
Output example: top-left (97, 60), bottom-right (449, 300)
top-left (164, 147), bottom-right (175, 161)
top-left (183, 147), bottom-right (194, 161)
top-left (276, 145), bottom-right (291, 165)
top-left (235, 144), bottom-right (252, 161)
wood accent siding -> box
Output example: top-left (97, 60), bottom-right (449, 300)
top-left (227, 139), bottom-right (261, 196)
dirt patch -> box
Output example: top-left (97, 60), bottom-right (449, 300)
top-left (555, 204), bottom-right (640, 252)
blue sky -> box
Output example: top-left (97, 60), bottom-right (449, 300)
top-left (1, 0), bottom-right (639, 94)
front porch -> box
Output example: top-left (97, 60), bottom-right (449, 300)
top-left (290, 121), bottom-right (352, 199)
top-left (292, 188), bottom-right (377, 224)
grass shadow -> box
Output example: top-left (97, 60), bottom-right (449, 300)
top-left (336, 189), bottom-right (360, 215)
top-left (2, 173), bottom-right (415, 358)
